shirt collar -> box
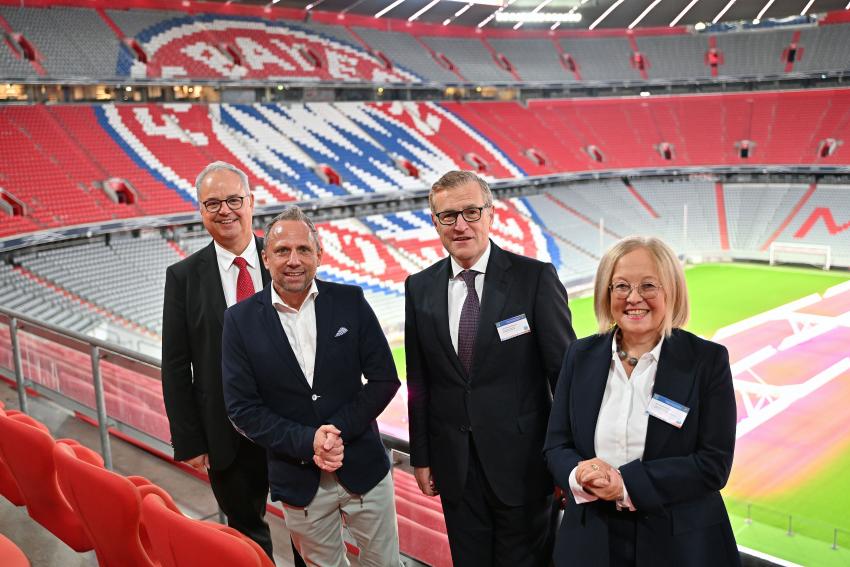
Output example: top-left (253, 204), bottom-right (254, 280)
top-left (450, 241), bottom-right (492, 279)
top-left (611, 332), bottom-right (665, 363)
top-left (270, 279), bottom-right (320, 314)
top-left (214, 237), bottom-right (258, 272)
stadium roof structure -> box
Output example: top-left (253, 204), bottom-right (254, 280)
top-left (213, 0), bottom-right (850, 30)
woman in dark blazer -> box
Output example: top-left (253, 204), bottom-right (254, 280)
top-left (544, 236), bottom-right (741, 567)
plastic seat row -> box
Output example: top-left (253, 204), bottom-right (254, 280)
top-left (0, 396), bottom-right (457, 567)
top-left (0, 402), bottom-right (273, 567)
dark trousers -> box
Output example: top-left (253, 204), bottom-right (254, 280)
top-left (441, 443), bottom-right (554, 567)
top-left (207, 436), bottom-right (275, 559)
top-left (605, 504), bottom-right (637, 567)
top-left (208, 437), bottom-right (307, 567)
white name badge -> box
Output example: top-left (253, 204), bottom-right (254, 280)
top-left (646, 394), bottom-right (690, 429)
top-left (496, 314), bottom-right (531, 342)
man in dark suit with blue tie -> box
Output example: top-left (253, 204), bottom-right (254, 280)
top-left (405, 170), bottom-right (576, 566)
top-left (222, 206), bottom-right (402, 567)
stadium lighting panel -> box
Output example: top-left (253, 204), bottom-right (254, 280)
top-left (455, 2), bottom-right (474, 16)
top-left (496, 12), bottom-right (582, 22)
top-left (800, 0), bottom-right (815, 15)
top-left (477, 0), bottom-right (517, 28)
top-left (589, 0), bottom-right (626, 30)
top-left (629, 0), bottom-right (662, 29)
top-left (445, 0), bottom-right (505, 5)
top-left (408, 0), bottom-right (441, 20)
top-left (756, 0), bottom-right (776, 20)
top-left (442, 2), bottom-right (474, 25)
top-left (670, 0), bottom-right (700, 26)
top-left (509, 0), bottom-right (554, 30)
top-left (375, 0), bottom-right (406, 18)
top-left (713, 0), bottom-right (737, 24)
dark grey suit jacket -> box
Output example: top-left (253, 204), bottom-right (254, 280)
top-left (161, 237), bottom-right (270, 470)
top-left (405, 241), bottom-right (575, 506)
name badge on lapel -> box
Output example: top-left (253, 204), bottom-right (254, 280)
top-left (646, 394), bottom-right (690, 428)
top-left (496, 314), bottom-right (531, 342)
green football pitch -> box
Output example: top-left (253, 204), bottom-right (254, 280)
top-left (392, 262), bottom-right (849, 369)
top-left (390, 262), bottom-right (850, 566)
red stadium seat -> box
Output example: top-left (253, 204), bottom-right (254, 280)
top-left (53, 442), bottom-right (160, 567)
top-left (0, 413), bottom-right (94, 552)
top-left (140, 490), bottom-right (274, 567)
top-left (0, 534), bottom-right (30, 567)
top-left (397, 515), bottom-right (452, 567)
top-left (0, 405), bottom-right (25, 507)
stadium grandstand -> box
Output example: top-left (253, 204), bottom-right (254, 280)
top-left (1, 0), bottom-right (850, 565)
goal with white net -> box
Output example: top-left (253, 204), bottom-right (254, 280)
top-left (768, 241), bottom-right (832, 270)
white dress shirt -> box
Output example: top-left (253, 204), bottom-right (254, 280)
top-left (569, 335), bottom-right (664, 510)
top-left (270, 282), bottom-right (319, 388)
top-left (448, 243), bottom-right (491, 354)
top-left (214, 238), bottom-right (263, 308)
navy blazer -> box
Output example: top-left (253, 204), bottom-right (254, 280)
top-left (222, 280), bottom-right (400, 507)
top-left (544, 329), bottom-right (741, 567)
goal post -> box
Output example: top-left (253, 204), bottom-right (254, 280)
top-left (769, 241), bottom-right (832, 270)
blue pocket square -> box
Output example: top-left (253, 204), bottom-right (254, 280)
top-left (334, 327), bottom-right (348, 338)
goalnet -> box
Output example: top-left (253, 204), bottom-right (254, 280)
top-left (768, 241), bottom-right (832, 270)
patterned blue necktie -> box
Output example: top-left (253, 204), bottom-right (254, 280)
top-left (457, 270), bottom-right (480, 375)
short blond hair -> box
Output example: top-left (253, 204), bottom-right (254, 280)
top-left (593, 236), bottom-right (689, 336)
top-left (428, 170), bottom-right (493, 213)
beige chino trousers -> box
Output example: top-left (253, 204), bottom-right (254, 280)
top-left (282, 469), bottom-right (402, 567)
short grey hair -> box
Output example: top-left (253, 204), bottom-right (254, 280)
top-left (195, 161), bottom-right (251, 200)
top-left (593, 236), bottom-right (689, 337)
top-left (263, 205), bottom-right (321, 251)
top-left (428, 170), bottom-right (493, 213)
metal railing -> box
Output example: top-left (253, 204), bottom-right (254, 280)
top-left (0, 306), bottom-right (163, 469)
top-left (0, 304), bottom-right (411, 471)
top-left (728, 497), bottom-right (850, 553)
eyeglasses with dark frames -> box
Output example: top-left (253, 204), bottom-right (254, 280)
top-left (609, 281), bottom-right (663, 300)
top-left (202, 195), bottom-right (249, 214)
top-left (435, 205), bottom-right (491, 226)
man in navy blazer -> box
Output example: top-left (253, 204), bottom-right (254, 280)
top-left (222, 206), bottom-right (402, 566)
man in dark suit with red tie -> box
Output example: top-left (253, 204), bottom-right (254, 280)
top-left (161, 162), bottom-right (278, 559)
top-left (405, 170), bottom-right (577, 566)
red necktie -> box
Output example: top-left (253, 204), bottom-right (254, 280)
top-left (232, 257), bottom-right (255, 302)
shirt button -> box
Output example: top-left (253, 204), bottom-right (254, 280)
top-left (311, 394), bottom-right (318, 401)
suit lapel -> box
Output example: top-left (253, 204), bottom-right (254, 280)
top-left (198, 242), bottom-right (228, 329)
top-left (429, 259), bottom-right (466, 381)
top-left (469, 243), bottom-right (512, 377)
top-left (256, 236), bottom-right (271, 289)
top-left (572, 334), bottom-right (614, 456)
top-left (312, 281), bottom-right (332, 388)
top-left (258, 288), bottom-right (311, 391)
top-left (644, 330), bottom-right (696, 459)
